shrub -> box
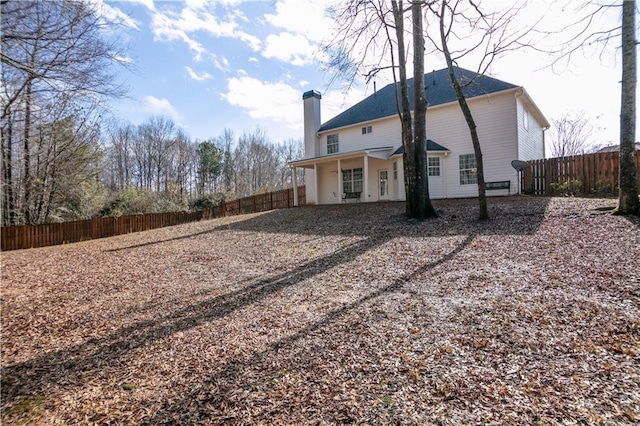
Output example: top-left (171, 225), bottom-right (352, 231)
top-left (100, 187), bottom-right (188, 217)
top-left (567, 179), bottom-right (583, 194)
top-left (549, 182), bottom-right (564, 195)
top-left (190, 193), bottom-right (225, 211)
top-left (595, 179), bottom-right (614, 195)
top-left (549, 180), bottom-right (583, 196)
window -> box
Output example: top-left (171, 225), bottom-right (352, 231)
top-left (523, 109), bottom-right (530, 130)
top-left (459, 154), bottom-right (477, 185)
top-left (342, 168), bottom-right (363, 193)
top-left (428, 157), bottom-right (440, 177)
top-left (327, 133), bottom-right (339, 154)
top-left (361, 125), bottom-right (372, 134)
top-left (393, 161), bottom-right (398, 180)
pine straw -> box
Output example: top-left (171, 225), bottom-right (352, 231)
top-left (1, 196), bottom-right (638, 425)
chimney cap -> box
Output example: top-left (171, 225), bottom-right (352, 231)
top-left (302, 90), bottom-right (322, 100)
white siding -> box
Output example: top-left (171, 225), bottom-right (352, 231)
top-left (426, 91), bottom-right (519, 198)
top-left (367, 157), bottom-right (391, 201)
top-left (516, 97), bottom-right (545, 160)
top-left (319, 116), bottom-right (402, 156)
top-left (307, 87), bottom-right (546, 203)
top-left (305, 170), bottom-right (317, 204)
top-left (396, 160), bottom-right (406, 201)
top-left (317, 163), bottom-right (339, 204)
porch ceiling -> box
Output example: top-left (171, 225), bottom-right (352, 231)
top-left (289, 146), bottom-right (395, 168)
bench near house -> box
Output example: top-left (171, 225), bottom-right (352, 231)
top-left (289, 66), bottom-right (549, 205)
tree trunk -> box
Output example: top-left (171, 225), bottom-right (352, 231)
top-left (615, 0), bottom-right (639, 215)
top-left (23, 80), bottom-right (33, 224)
top-left (391, 0), bottom-right (415, 217)
top-left (412, 1), bottom-right (437, 219)
top-left (440, 0), bottom-right (489, 220)
top-left (1, 116), bottom-right (16, 226)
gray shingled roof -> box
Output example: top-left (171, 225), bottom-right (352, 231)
top-left (319, 67), bottom-right (518, 132)
top-left (391, 140), bottom-right (449, 156)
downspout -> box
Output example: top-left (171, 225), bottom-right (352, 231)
top-left (514, 88), bottom-right (525, 189)
top-left (514, 87), bottom-right (524, 159)
top-left (292, 166), bottom-right (298, 206)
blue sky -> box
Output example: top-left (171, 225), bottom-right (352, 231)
top-left (102, 0), bottom-right (633, 150)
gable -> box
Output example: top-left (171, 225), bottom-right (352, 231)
top-left (319, 67), bottom-right (518, 133)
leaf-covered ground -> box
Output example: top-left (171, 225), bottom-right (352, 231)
top-left (1, 196), bottom-right (639, 425)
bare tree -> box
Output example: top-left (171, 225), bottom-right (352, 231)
top-left (429, 0), bottom-right (540, 220)
top-left (541, 0), bottom-right (638, 215)
top-left (0, 0), bottom-right (128, 225)
top-left (327, 0), bottom-right (436, 219)
top-left (105, 120), bottom-right (136, 191)
top-left (216, 128), bottom-right (236, 195)
top-left (391, 0), bottom-right (417, 217)
top-left (138, 116), bottom-right (178, 193)
top-left (412, 1), bottom-right (437, 219)
top-left (615, 0), bottom-right (638, 215)
top-left (548, 112), bottom-right (594, 158)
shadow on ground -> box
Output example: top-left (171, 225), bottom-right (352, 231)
top-left (2, 197), bottom-right (552, 423)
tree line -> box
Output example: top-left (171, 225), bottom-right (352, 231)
top-left (102, 119), bottom-right (303, 216)
top-left (2, 105), bottom-right (303, 226)
top-left (0, 0), bottom-right (303, 227)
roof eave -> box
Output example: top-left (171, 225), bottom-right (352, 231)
top-left (289, 146), bottom-right (395, 167)
top-left (318, 86), bottom-right (525, 134)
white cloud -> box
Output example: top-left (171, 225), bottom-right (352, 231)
top-left (224, 77), bottom-right (302, 129)
top-left (115, 54), bottom-right (135, 64)
top-left (185, 66), bottom-right (212, 81)
top-left (150, 12), bottom-right (207, 61)
top-left (149, 1), bottom-right (261, 60)
top-left (127, 0), bottom-right (155, 11)
top-left (212, 55), bottom-right (231, 72)
top-left (143, 95), bottom-right (181, 121)
top-left (265, 0), bottom-right (334, 43)
top-left (263, 32), bottom-right (316, 66)
top-left (92, 0), bottom-right (140, 30)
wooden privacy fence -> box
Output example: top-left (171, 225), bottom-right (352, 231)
top-left (522, 151), bottom-right (640, 195)
top-left (1, 186), bottom-right (306, 251)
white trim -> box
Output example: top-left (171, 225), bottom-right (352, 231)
top-left (337, 159), bottom-right (343, 201)
top-left (292, 167), bottom-right (298, 206)
top-left (363, 154), bottom-right (369, 202)
top-left (289, 146), bottom-right (394, 168)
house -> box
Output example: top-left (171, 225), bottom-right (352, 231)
top-left (596, 142), bottom-right (640, 153)
top-left (289, 67), bottom-right (549, 205)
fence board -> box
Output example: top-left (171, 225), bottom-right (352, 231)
top-left (522, 151), bottom-right (640, 196)
top-left (1, 185), bottom-right (306, 251)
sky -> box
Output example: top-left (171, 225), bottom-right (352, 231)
top-left (101, 0), bottom-right (635, 152)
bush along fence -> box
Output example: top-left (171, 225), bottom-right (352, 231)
top-left (1, 186), bottom-right (306, 251)
top-left (522, 151), bottom-right (640, 196)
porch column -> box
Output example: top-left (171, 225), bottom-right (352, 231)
top-left (292, 166), bottom-right (298, 206)
top-left (363, 153), bottom-right (369, 202)
top-left (314, 163), bottom-right (319, 204)
top-left (337, 159), bottom-right (342, 202)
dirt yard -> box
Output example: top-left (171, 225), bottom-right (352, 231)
top-left (1, 196), bottom-right (639, 425)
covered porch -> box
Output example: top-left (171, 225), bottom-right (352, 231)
top-left (289, 147), bottom-right (397, 206)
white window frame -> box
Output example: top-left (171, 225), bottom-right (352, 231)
top-left (361, 125), bottom-right (372, 135)
top-left (342, 168), bottom-right (363, 193)
top-left (459, 154), bottom-right (477, 185)
top-left (327, 133), bottom-right (339, 154)
top-left (523, 109), bottom-right (530, 131)
top-left (393, 161), bottom-right (398, 180)
top-left (428, 157), bottom-right (441, 177)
